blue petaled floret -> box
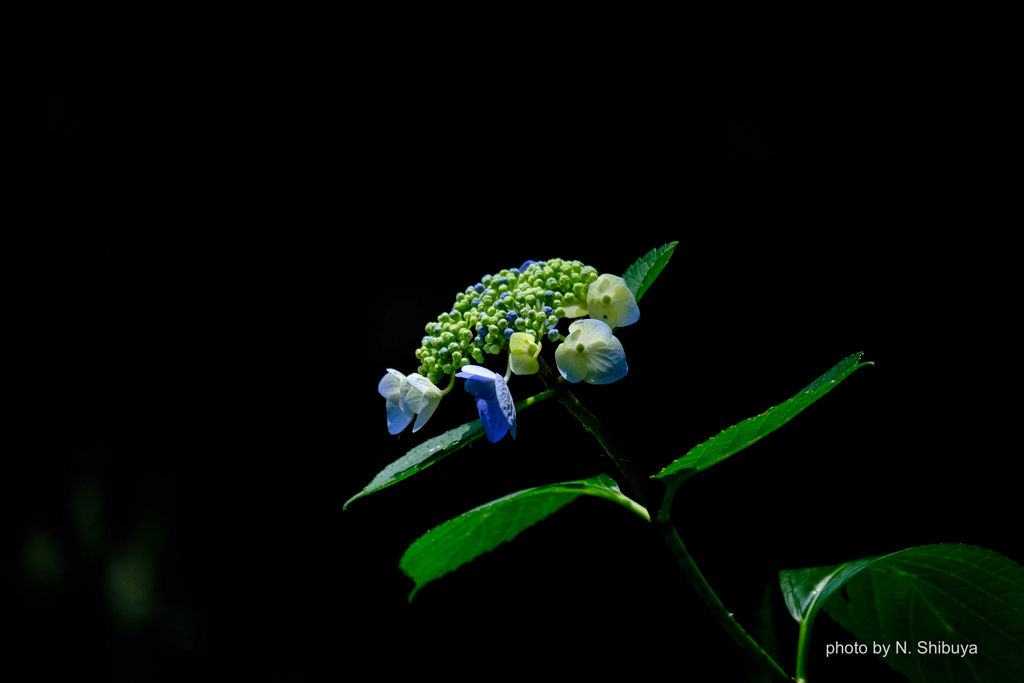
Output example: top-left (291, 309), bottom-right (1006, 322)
top-left (473, 283), bottom-right (486, 294)
top-left (503, 328), bottom-right (514, 341)
top-left (505, 311), bottom-right (518, 323)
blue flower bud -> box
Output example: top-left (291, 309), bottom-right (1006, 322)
top-left (504, 328), bottom-right (514, 341)
top-left (506, 311), bottom-right (518, 323)
top-left (494, 276), bottom-right (509, 287)
top-left (471, 297), bottom-right (480, 307)
top-left (474, 283), bottom-right (486, 294)
top-left (509, 268), bottom-right (520, 276)
top-left (547, 328), bottom-right (560, 342)
top-left (481, 274), bottom-right (493, 286)
top-left (542, 306), bottom-right (553, 316)
top-left (433, 324), bottom-right (443, 335)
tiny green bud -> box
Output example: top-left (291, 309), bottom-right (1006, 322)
top-left (515, 318), bottom-right (527, 331)
top-left (415, 348), bottom-right (424, 359)
top-left (485, 333), bottom-right (495, 344)
top-left (554, 307), bottom-right (565, 318)
top-left (487, 343), bottom-right (502, 355)
top-left (459, 328), bottom-right (473, 341)
top-left (428, 370), bottom-right (444, 384)
top-left (547, 315), bottom-right (558, 326)
top-left (423, 356), bottom-right (436, 367)
top-left (439, 346), bottom-right (450, 358)
top-left (451, 351), bottom-right (462, 363)
top-left (525, 294), bottom-right (536, 305)
top-left (499, 269), bottom-right (509, 277)
top-left (496, 319), bottom-right (508, 331)
top-left (571, 273), bottom-right (581, 283)
top-left (425, 322), bottom-right (436, 335)
top-left (418, 366), bottom-right (428, 376)
top-left (459, 357), bottom-right (471, 368)
top-left (572, 282), bottom-right (585, 298)
top-left (450, 310), bottom-right (463, 322)
top-left (439, 312), bottom-right (451, 323)
top-left (442, 363), bottom-right (453, 374)
top-left (471, 348), bottom-right (485, 363)
top-left (498, 284), bottom-right (509, 294)
top-left (482, 274), bottom-right (493, 285)
top-left (558, 274), bottom-right (571, 288)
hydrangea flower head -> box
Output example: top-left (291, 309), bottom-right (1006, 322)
top-left (456, 365), bottom-right (516, 442)
top-left (554, 319), bottom-right (628, 384)
top-left (508, 332), bottom-right (542, 375)
top-left (586, 274), bottom-right (639, 327)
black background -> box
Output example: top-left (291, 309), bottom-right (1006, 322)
top-left (12, 19), bottom-right (1013, 683)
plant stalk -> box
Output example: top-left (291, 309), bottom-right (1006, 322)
top-left (535, 355), bottom-right (791, 683)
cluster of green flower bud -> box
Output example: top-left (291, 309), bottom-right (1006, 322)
top-left (412, 259), bottom-right (599, 383)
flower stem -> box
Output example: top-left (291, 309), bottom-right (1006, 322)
top-left (534, 355), bottom-right (791, 683)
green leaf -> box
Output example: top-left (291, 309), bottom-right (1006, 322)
top-left (343, 419), bottom-right (485, 510)
top-left (622, 241), bottom-right (678, 303)
top-left (345, 389), bottom-right (557, 510)
top-left (399, 473), bottom-right (648, 600)
top-left (653, 351), bottom-right (872, 480)
top-left (782, 544), bottom-right (1024, 683)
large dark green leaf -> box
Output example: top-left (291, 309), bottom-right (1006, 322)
top-left (782, 544), bottom-right (1024, 683)
top-left (399, 473), bottom-right (648, 600)
top-left (622, 241), bottom-right (678, 303)
top-left (653, 351), bottom-right (872, 480)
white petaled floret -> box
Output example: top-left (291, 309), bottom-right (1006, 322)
top-left (554, 319), bottom-right (628, 384)
top-left (378, 368), bottom-right (442, 434)
top-left (508, 332), bottom-right (542, 375)
top-left (586, 274), bottom-right (639, 327)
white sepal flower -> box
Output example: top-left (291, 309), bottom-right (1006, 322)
top-left (554, 319), bottom-right (628, 384)
top-left (378, 369), bottom-right (414, 434)
top-left (401, 373), bottom-right (444, 433)
top-left (586, 274), bottom-right (639, 327)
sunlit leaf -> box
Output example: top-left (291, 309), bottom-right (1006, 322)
top-left (399, 473), bottom-right (648, 600)
top-left (621, 241), bottom-right (678, 303)
top-left (654, 351), bottom-right (872, 480)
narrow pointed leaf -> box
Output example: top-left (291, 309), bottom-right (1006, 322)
top-left (621, 241), bottom-right (678, 303)
top-left (344, 419), bottom-right (485, 510)
top-left (346, 391), bottom-right (554, 510)
top-left (653, 351), bottom-right (872, 480)
top-left (399, 473), bottom-right (648, 600)
top-left (783, 544), bottom-right (1024, 683)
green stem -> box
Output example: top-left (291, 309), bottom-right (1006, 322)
top-left (534, 355), bottom-right (791, 683)
top-left (795, 614), bottom-right (815, 683)
top-left (658, 525), bottom-right (792, 683)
